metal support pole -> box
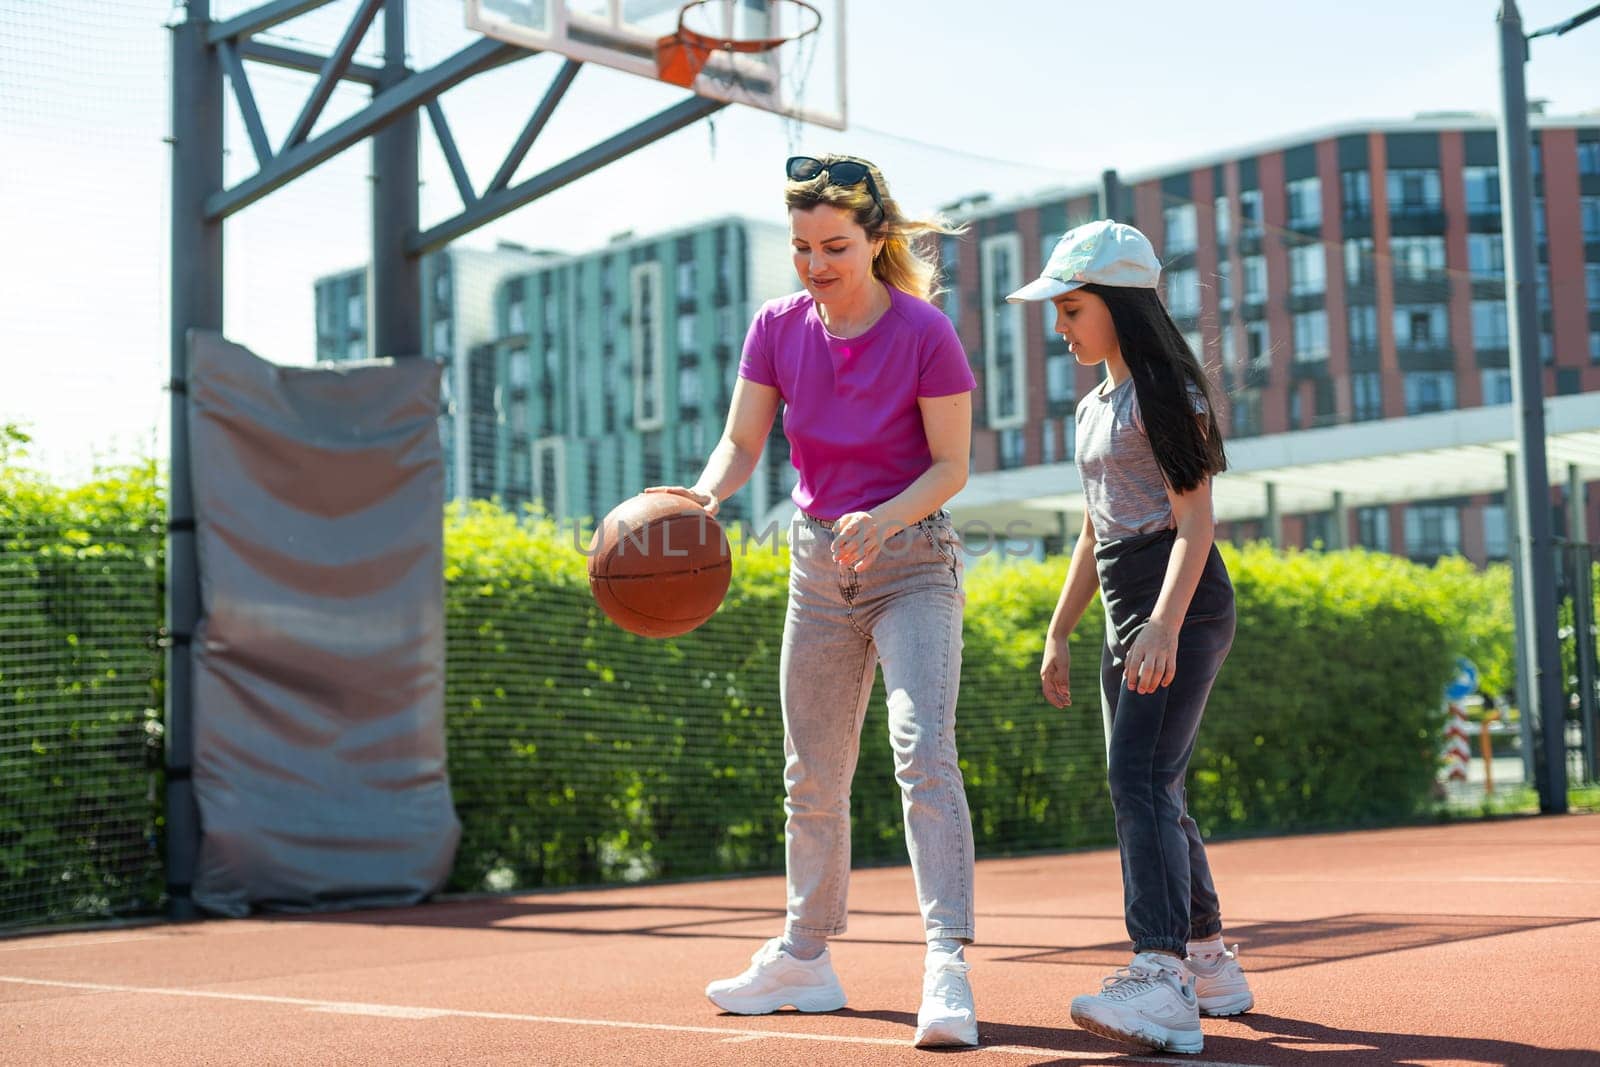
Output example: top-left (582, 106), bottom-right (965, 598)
top-left (1264, 482), bottom-right (1281, 548)
top-left (1497, 0), bottom-right (1566, 813)
top-left (1570, 463), bottom-right (1596, 781)
top-left (1506, 452), bottom-right (1537, 787)
top-left (371, 0), bottom-right (421, 359)
top-left (1099, 169), bottom-right (1123, 222)
top-left (167, 0), bottom-right (224, 919)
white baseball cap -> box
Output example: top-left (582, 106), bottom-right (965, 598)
top-left (1006, 219), bottom-right (1161, 303)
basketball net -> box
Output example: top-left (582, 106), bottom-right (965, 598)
top-left (656, 0), bottom-right (824, 148)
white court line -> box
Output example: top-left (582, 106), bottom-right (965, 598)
top-left (0, 934), bottom-right (167, 954)
top-left (1241, 874), bottom-right (1600, 886)
top-left (0, 975), bottom-right (1260, 1065)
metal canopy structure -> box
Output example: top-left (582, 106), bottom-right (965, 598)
top-left (166, 0), bottom-right (743, 918)
top-left (950, 394), bottom-right (1600, 531)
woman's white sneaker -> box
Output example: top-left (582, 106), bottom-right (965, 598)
top-left (1069, 952), bottom-right (1203, 1055)
top-left (1185, 943), bottom-right (1254, 1016)
top-left (913, 955), bottom-right (979, 1047)
top-left (705, 938), bottom-right (847, 1015)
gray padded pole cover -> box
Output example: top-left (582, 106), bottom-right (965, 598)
top-left (187, 332), bottom-right (459, 916)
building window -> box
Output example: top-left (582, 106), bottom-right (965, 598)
top-left (1483, 504), bottom-right (1509, 559)
top-left (1232, 389), bottom-right (1262, 438)
top-left (941, 235), bottom-right (962, 330)
top-left (678, 311), bottom-right (697, 353)
top-left (677, 258), bottom-right (696, 300)
top-left (1582, 196), bottom-right (1600, 241)
top-left (1352, 371), bottom-right (1382, 421)
top-left (346, 337), bottom-right (365, 361)
top-left (1405, 504), bottom-right (1461, 558)
top-left (1394, 304), bottom-right (1448, 350)
top-left (1216, 259), bottom-right (1233, 312)
top-left (1344, 236), bottom-right (1375, 286)
top-left (1541, 331), bottom-right (1554, 366)
top-left (1293, 310), bottom-right (1328, 362)
top-left (1041, 420), bottom-right (1056, 465)
top-left (1221, 324), bottom-right (1238, 368)
top-left (1481, 368), bottom-right (1513, 405)
top-left (1289, 243), bottom-right (1325, 296)
top-left (1357, 505), bottom-right (1390, 551)
top-left (1165, 268), bottom-right (1200, 318)
top-left (509, 299), bottom-right (526, 335)
top-left (981, 233), bottom-right (1026, 429)
top-left (1238, 189), bottom-right (1263, 238)
top-left (1242, 255), bottom-right (1267, 304)
top-left (1341, 170), bottom-right (1371, 220)
top-left (1578, 140), bottom-right (1600, 176)
top-left (347, 291), bottom-right (365, 329)
top-left (1463, 166), bottom-right (1500, 215)
top-left (1286, 176), bottom-right (1321, 228)
top-left (432, 318), bottom-right (451, 356)
top-left (631, 261), bottom-right (665, 430)
top-left (1537, 264), bottom-right (1551, 311)
top-left (1404, 371), bottom-right (1456, 414)
top-left (1472, 300), bottom-right (1509, 349)
top-left (1591, 330), bottom-right (1600, 365)
top-left (1390, 236), bottom-right (1446, 282)
top-left (1214, 195), bottom-right (1231, 245)
top-left (1183, 331), bottom-right (1204, 361)
top-left (1164, 203), bottom-right (1197, 255)
top-left (1468, 233), bottom-right (1505, 280)
top-left (508, 349), bottom-right (530, 388)
top-left (1587, 263), bottom-right (1600, 304)
top-left (1348, 305), bottom-right (1379, 353)
top-left (1245, 320), bottom-right (1270, 366)
top-left (998, 427), bottom-right (1025, 470)
top-left (1387, 168), bottom-right (1442, 216)
top-left (1046, 353), bottom-right (1075, 406)
top-left (1535, 196), bottom-right (1548, 244)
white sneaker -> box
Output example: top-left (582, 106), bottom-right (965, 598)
top-left (705, 938), bottom-right (847, 1015)
top-left (1186, 943), bottom-right (1254, 1016)
top-left (913, 954), bottom-right (979, 1048)
top-left (1069, 952), bottom-right (1203, 1055)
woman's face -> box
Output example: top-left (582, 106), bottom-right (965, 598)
top-left (789, 204), bottom-right (882, 306)
top-left (1051, 288), bottom-right (1120, 367)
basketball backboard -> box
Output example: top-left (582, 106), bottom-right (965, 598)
top-left (465, 0), bottom-right (846, 130)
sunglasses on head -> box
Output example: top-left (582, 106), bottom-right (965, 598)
top-left (785, 156), bottom-right (883, 212)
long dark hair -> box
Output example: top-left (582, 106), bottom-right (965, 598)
top-left (1081, 283), bottom-right (1228, 493)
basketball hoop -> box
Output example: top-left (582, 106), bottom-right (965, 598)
top-left (656, 0), bottom-right (823, 88)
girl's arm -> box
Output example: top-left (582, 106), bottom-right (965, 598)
top-left (1122, 478), bottom-right (1216, 694)
top-left (1041, 512), bottom-right (1100, 707)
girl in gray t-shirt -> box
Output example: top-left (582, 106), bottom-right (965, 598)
top-left (1008, 219), bottom-right (1253, 1056)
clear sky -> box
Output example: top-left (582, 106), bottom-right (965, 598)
top-left (2, 0), bottom-right (1596, 478)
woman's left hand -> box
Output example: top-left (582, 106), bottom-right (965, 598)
top-left (1124, 618), bottom-right (1179, 694)
top-left (832, 511), bottom-right (886, 572)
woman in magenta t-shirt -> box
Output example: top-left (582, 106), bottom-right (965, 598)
top-left (647, 155), bottom-right (980, 1048)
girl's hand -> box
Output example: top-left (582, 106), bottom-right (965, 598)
top-left (831, 511), bottom-right (885, 572)
top-left (1040, 635), bottom-right (1072, 708)
top-left (642, 485), bottom-right (719, 518)
top-left (1124, 618), bottom-right (1178, 694)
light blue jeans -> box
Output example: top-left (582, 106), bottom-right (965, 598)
top-left (779, 512), bottom-right (975, 943)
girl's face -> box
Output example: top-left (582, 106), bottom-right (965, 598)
top-left (789, 204), bottom-right (882, 306)
top-left (1051, 289), bottom-right (1120, 366)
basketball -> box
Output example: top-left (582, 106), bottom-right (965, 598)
top-left (587, 493), bottom-right (732, 638)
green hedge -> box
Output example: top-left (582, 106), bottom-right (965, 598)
top-left (0, 459), bottom-right (165, 928)
top-left (440, 507), bottom-right (1484, 892)
top-left (1, 457), bottom-right (1528, 923)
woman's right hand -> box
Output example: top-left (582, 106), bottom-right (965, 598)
top-left (1040, 634), bottom-right (1072, 708)
top-left (642, 485), bottom-right (720, 517)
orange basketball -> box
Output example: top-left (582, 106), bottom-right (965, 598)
top-left (587, 493), bottom-right (732, 638)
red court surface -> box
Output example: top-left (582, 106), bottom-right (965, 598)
top-left (3, 815), bottom-right (1598, 1066)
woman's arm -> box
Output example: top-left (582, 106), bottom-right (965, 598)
top-left (831, 391), bottom-right (971, 569)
